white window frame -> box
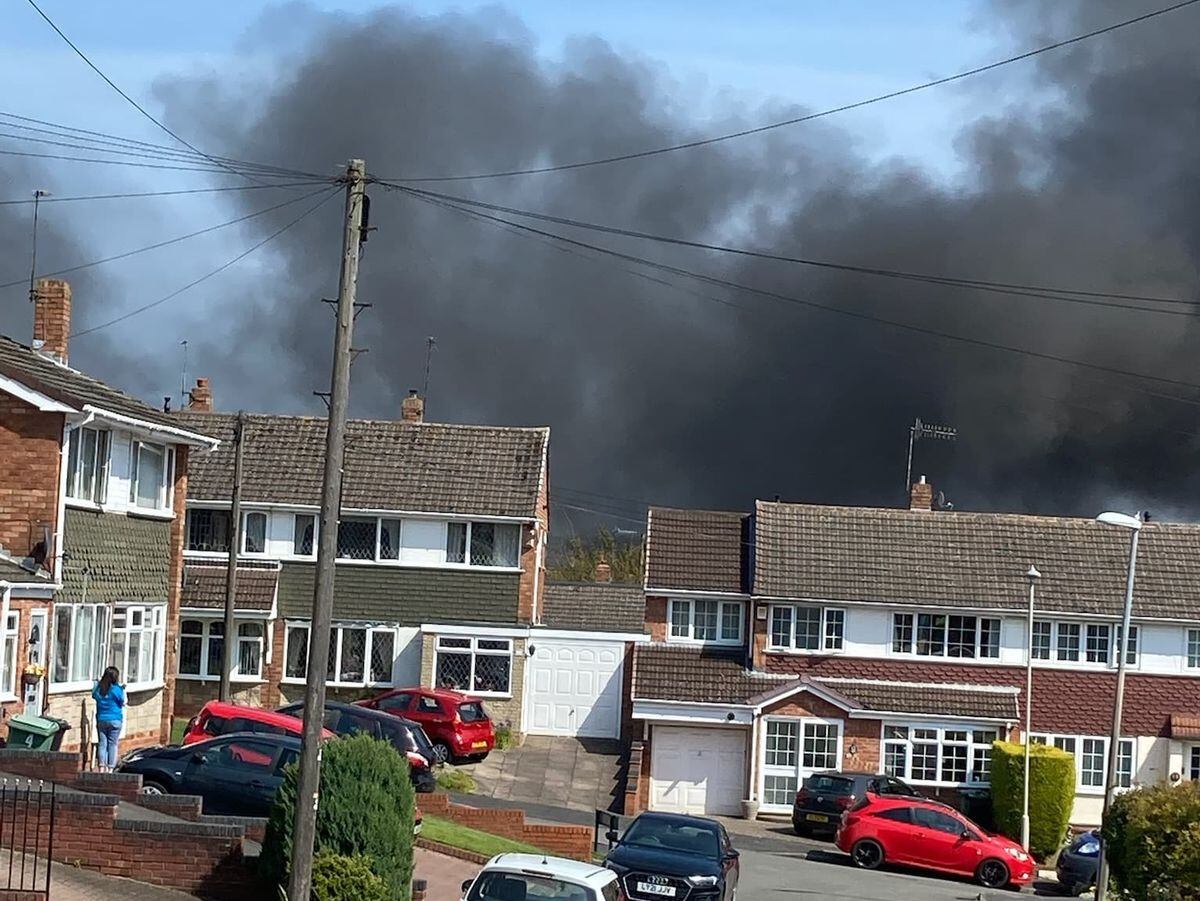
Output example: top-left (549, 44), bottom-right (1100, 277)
top-left (177, 617), bottom-right (267, 682)
top-left (1188, 628), bottom-right (1200, 670)
top-left (668, 599), bottom-right (743, 645)
top-left (281, 621), bottom-right (398, 688)
top-left (432, 635), bottom-right (514, 698)
top-left (185, 507), bottom-right (233, 554)
top-left (881, 723), bottom-right (999, 787)
top-left (1187, 745), bottom-right (1200, 781)
top-left (1032, 620), bottom-right (1140, 669)
top-left (292, 513), bottom-right (317, 558)
top-left (242, 511), bottom-right (268, 555)
top-left (129, 440), bottom-right (174, 514)
top-left (759, 716), bottom-right (844, 812)
top-left (65, 426), bottom-right (111, 506)
top-left (110, 603), bottom-right (167, 692)
top-left (890, 613), bottom-right (1001, 660)
top-left (0, 612), bottom-right (19, 701)
top-left (50, 603), bottom-right (110, 692)
top-left (1031, 733), bottom-right (1136, 794)
top-left (768, 604), bottom-right (844, 653)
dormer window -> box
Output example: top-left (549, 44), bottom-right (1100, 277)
top-left (65, 426), bottom-right (110, 503)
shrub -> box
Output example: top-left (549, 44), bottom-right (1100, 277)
top-left (261, 734), bottom-right (416, 899)
top-left (1101, 780), bottom-right (1200, 899)
top-left (436, 766), bottom-right (477, 794)
top-left (494, 724), bottom-right (514, 750)
top-left (311, 852), bottom-right (389, 901)
top-left (989, 741), bottom-right (1075, 859)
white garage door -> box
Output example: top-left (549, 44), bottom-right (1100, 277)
top-left (651, 726), bottom-right (746, 816)
top-left (527, 640), bottom-right (624, 738)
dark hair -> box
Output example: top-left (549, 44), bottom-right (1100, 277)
top-left (98, 666), bottom-right (119, 696)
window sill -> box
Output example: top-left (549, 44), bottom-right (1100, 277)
top-left (437, 689), bottom-right (513, 700)
top-left (279, 677), bottom-right (395, 689)
top-left (49, 681), bottom-right (93, 695)
top-left (124, 681), bottom-right (164, 694)
top-left (64, 498), bottom-right (105, 512)
top-left (176, 675), bottom-right (264, 684)
top-left (765, 647), bottom-right (843, 656)
top-left (0, 694), bottom-right (19, 704)
top-left (668, 637), bottom-right (744, 648)
top-left (127, 507), bottom-right (175, 522)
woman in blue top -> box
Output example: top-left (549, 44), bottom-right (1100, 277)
top-left (91, 666), bottom-right (125, 771)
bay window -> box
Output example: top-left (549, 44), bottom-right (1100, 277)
top-left (670, 599), bottom-right (743, 644)
top-left (65, 426), bottom-right (110, 503)
top-left (51, 604), bottom-right (109, 686)
top-left (179, 619), bottom-right (265, 680)
top-left (891, 613), bottom-right (1000, 659)
top-left (770, 605), bottom-right (843, 652)
top-left (283, 622), bottom-right (397, 687)
top-left (110, 604), bottom-right (166, 688)
top-left (434, 636), bottom-right (512, 695)
top-left (882, 724), bottom-right (997, 785)
top-left (130, 441), bottom-right (173, 511)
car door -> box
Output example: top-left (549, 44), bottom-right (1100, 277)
top-left (412, 693), bottom-right (449, 741)
top-left (910, 807), bottom-right (976, 873)
top-left (182, 737), bottom-right (283, 816)
top-left (869, 806), bottom-right (922, 865)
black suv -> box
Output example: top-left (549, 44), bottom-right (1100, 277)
top-left (793, 771), bottom-right (919, 836)
top-left (605, 812), bottom-right (739, 901)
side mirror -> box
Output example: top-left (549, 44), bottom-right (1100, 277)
top-left (461, 878), bottom-right (473, 893)
top-left (725, 848), bottom-right (740, 860)
top-left (605, 830), bottom-right (620, 845)
top-left (191, 752), bottom-right (208, 765)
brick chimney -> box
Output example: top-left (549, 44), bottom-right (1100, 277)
top-left (594, 557), bottom-right (613, 583)
top-left (32, 278), bottom-right (71, 363)
top-left (187, 378), bottom-right (213, 412)
top-left (910, 475), bottom-right (934, 512)
top-left (401, 389), bottom-right (424, 423)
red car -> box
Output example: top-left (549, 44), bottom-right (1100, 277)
top-left (357, 688), bottom-right (494, 763)
top-left (835, 794), bottom-right (1035, 889)
top-left (181, 701), bottom-right (333, 746)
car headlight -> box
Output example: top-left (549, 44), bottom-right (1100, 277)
top-left (686, 875), bottom-right (719, 888)
top-left (1004, 847), bottom-right (1030, 862)
top-left (1076, 839), bottom-right (1101, 856)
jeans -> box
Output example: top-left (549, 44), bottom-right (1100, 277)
top-left (96, 720), bottom-right (121, 769)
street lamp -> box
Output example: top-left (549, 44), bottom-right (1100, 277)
top-left (1021, 564), bottom-right (1041, 852)
top-left (1093, 511), bottom-right (1143, 901)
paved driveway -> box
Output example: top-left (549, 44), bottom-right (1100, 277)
top-left (458, 736), bottom-right (624, 812)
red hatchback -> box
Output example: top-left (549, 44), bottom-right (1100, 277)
top-left (836, 795), bottom-right (1035, 889)
top-left (357, 688), bottom-right (494, 763)
top-left (182, 701), bottom-right (332, 745)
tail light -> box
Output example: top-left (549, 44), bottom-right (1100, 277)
top-left (834, 794), bottom-right (855, 809)
top-left (794, 788), bottom-right (810, 805)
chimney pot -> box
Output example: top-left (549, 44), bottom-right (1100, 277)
top-left (594, 557), bottom-right (613, 583)
top-left (32, 278), bottom-right (71, 363)
top-left (187, 377), bottom-right (214, 413)
top-left (401, 389), bottom-right (425, 423)
top-left (910, 476), bottom-right (934, 512)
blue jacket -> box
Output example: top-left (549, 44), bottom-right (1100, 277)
top-left (92, 683), bottom-right (125, 723)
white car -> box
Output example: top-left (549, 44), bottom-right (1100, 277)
top-left (460, 853), bottom-right (621, 901)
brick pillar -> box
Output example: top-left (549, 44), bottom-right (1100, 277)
top-left (32, 278), bottom-right (71, 363)
top-left (187, 379), bottom-right (213, 412)
top-left (160, 445), bottom-right (189, 741)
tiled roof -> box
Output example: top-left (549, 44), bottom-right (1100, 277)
top-left (645, 507), bottom-right (749, 593)
top-left (182, 562), bottom-right (279, 611)
top-left (60, 508), bottom-right (171, 603)
top-left (633, 645), bottom-right (1019, 721)
top-left (756, 501), bottom-right (1200, 620)
top-left (0, 336), bottom-right (212, 436)
top-left (1169, 713), bottom-right (1200, 740)
top-left (0, 555), bottom-right (50, 583)
top-left (174, 412), bottom-right (547, 518)
top-left (540, 581), bottom-right (646, 633)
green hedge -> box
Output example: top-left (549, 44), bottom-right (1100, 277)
top-left (1101, 780), bottom-right (1200, 899)
top-left (989, 740), bottom-right (1075, 859)
top-left (261, 733), bottom-right (416, 899)
top-left (311, 852), bottom-right (389, 901)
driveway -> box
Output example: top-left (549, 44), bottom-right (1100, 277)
top-left (458, 736), bottom-right (624, 812)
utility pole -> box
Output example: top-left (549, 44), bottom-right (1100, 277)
top-left (219, 410), bottom-right (246, 702)
top-left (287, 159), bottom-right (367, 901)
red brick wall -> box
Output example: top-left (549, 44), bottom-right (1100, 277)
top-left (844, 718), bottom-right (881, 772)
top-left (0, 396), bottom-right (62, 562)
top-left (32, 279), bottom-right (71, 363)
top-left (646, 596), bottom-right (667, 642)
top-left (420, 793), bottom-right (592, 860)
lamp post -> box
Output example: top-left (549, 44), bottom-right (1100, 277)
top-left (1093, 511), bottom-right (1143, 901)
top-left (1021, 564), bottom-right (1041, 852)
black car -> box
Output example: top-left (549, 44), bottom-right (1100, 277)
top-left (119, 732), bottom-right (299, 816)
top-left (1055, 830), bottom-right (1100, 895)
top-left (605, 812), bottom-right (739, 901)
top-left (793, 771), bottom-right (919, 836)
top-left (277, 700), bottom-right (437, 792)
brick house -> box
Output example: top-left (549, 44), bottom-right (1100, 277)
top-left (0, 279), bottom-right (217, 751)
top-left (628, 486), bottom-right (1200, 826)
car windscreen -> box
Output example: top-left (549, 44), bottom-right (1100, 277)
top-left (468, 871), bottom-right (594, 901)
top-left (802, 775), bottom-right (855, 795)
top-left (620, 818), bottom-right (719, 859)
top-left (458, 702), bottom-right (488, 723)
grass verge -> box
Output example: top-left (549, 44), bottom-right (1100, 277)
top-left (422, 815), bottom-right (547, 858)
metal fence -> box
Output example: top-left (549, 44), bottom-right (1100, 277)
top-left (0, 780), bottom-right (55, 898)
top-left (594, 808), bottom-right (628, 854)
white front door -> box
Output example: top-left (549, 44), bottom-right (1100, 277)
top-left (760, 717), bottom-right (844, 812)
top-left (526, 639), bottom-right (624, 738)
top-left (25, 610), bottom-right (47, 717)
top-left (650, 726), bottom-right (747, 816)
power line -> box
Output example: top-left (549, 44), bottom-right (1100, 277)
top-left (374, 0), bottom-right (1200, 183)
top-left (24, 0), bottom-right (262, 182)
top-left (70, 186), bottom-right (340, 339)
top-left (0, 185), bottom-right (334, 290)
top-left (0, 146), bottom-right (310, 175)
top-left (398, 188), bottom-right (1200, 407)
top-left (0, 180), bottom-right (330, 206)
top-left (391, 185), bottom-right (1199, 315)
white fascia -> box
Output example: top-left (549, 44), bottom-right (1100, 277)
top-left (632, 699), bottom-right (754, 726)
top-left (0, 374), bottom-right (76, 413)
top-left (82, 405), bottom-right (220, 450)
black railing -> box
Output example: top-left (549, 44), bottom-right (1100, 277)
top-left (595, 808), bottom-right (627, 854)
top-left (0, 779), bottom-right (55, 898)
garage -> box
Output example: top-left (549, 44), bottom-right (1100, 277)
top-left (526, 638), bottom-right (625, 739)
top-left (650, 726), bottom-right (747, 816)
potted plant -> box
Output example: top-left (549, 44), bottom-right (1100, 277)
top-left (21, 663), bottom-right (45, 687)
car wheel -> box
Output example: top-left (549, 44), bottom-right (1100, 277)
top-left (432, 742), bottom-right (451, 764)
top-left (850, 839), bottom-right (884, 870)
top-left (140, 779), bottom-right (168, 796)
top-left (976, 859), bottom-right (1010, 889)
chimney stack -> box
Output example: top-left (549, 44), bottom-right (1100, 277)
top-left (910, 475), bottom-right (934, 512)
top-left (32, 278), bottom-right (71, 363)
top-left (187, 378), bottom-right (213, 412)
top-left (594, 557), bottom-right (613, 583)
top-left (401, 389), bottom-right (425, 423)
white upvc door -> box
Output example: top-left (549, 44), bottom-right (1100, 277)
top-left (759, 717), bottom-right (844, 812)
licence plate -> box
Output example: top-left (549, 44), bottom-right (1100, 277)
top-left (636, 883), bottom-right (676, 897)
top-left (471, 740), bottom-right (488, 749)
top-left (805, 814), bottom-right (829, 823)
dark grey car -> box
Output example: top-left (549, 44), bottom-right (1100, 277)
top-left (792, 771), bottom-right (919, 836)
